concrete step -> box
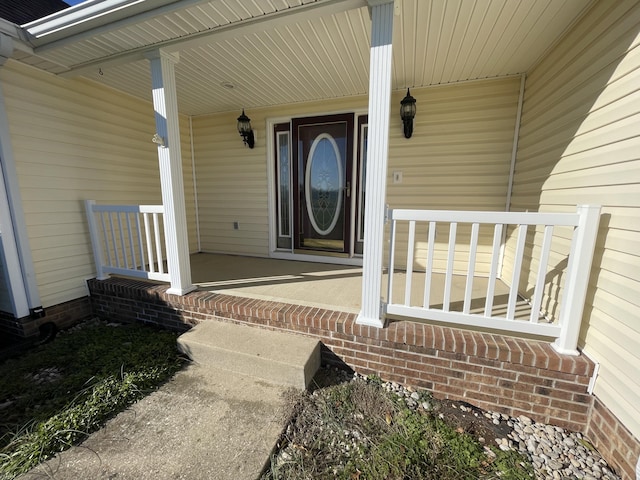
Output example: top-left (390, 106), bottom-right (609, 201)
top-left (177, 321), bottom-right (321, 389)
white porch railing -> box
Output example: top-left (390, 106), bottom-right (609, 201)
top-left (85, 200), bottom-right (170, 282)
top-left (386, 205), bottom-right (600, 355)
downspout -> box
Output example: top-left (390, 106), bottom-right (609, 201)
top-left (498, 73), bottom-right (526, 277)
top-left (504, 73), bottom-right (526, 213)
top-left (189, 116), bottom-right (201, 252)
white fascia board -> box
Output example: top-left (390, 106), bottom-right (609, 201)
top-left (24, 0), bottom-right (180, 44)
top-left (0, 19), bottom-right (34, 54)
top-left (0, 18), bottom-right (22, 39)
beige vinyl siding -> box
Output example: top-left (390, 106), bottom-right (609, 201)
top-left (2, 61), bottom-right (198, 308)
top-left (192, 97), bottom-right (367, 256)
top-left (193, 78), bottom-right (519, 260)
top-left (387, 77), bottom-right (520, 273)
top-left (508, 0), bottom-right (640, 439)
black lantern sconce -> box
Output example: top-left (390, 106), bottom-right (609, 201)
top-left (237, 109), bottom-right (255, 148)
top-left (400, 88), bottom-right (417, 139)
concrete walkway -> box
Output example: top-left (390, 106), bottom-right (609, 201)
top-left (19, 364), bottom-right (289, 480)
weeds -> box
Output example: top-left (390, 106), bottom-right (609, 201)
top-left (264, 378), bottom-right (534, 480)
top-left (0, 320), bottom-right (185, 479)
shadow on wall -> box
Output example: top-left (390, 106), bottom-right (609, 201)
top-left (516, 214), bottom-right (610, 328)
top-left (505, 0), bottom-right (639, 334)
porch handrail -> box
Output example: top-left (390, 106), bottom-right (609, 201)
top-left (386, 205), bottom-right (600, 355)
top-left (85, 200), bottom-right (170, 283)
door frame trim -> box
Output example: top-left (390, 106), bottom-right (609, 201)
top-left (266, 108), bottom-right (367, 266)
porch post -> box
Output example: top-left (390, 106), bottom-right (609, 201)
top-left (357, 1), bottom-right (394, 327)
top-left (147, 50), bottom-right (195, 296)
top-left (553, 204), bottom-right (601, 355)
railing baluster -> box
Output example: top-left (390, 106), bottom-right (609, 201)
top-left (507, 224), bottom-right (528, 320)
top-left (126, 213), bottom-right (137, 270)
top-left (423, 221), bottom-right (436, 308)
top-left (109, 212), bottom-right (119, 268)
top-left (443, 222), bottom-right (457, 311)
top-left (529, 225), bottom-right (553, 323)
top-left (135, 213), bottom-right (145, 272)
top-left (463, 223), bottom-right (479, 314)
top-left (404, 220), bottom-right (416, 306)
top-left (117, 212), bottom-right (128, 270)
top-left (387, 218), bottom-right (397, 305)
top-left (99, 212), bottom-right (112, 267)
top-left (153, 213), bottom-right (164, 275)
top-left (484, 223), bottom-right (503, 317)
top-left (143, 213), bottom-right (154, 273)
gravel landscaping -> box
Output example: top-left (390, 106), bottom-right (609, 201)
top-left (263, 367), bottom-right (621, 480)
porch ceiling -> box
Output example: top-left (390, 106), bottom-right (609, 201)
top-left (15, 0), bottom-right (594, 116)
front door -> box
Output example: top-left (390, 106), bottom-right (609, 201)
top-left (292, 114), bottom-right (354, 253)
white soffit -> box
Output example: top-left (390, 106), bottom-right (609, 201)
top-left (19, 0), bottom-right (594, 116)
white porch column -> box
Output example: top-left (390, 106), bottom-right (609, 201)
top-left (357, 1), bottom-right (394, 327)
top-left (147, 50), bottom-right (195, 296)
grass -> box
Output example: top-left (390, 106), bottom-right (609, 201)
top-left (0, 319), bottom-right (185, 479)
top-left (263, 376), bottom-right (534, 480)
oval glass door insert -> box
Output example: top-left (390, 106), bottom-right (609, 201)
top-left (305, 133), bottom-right (343, 236)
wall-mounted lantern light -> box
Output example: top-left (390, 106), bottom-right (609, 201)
top-left (400, 88), bottom-right (416, 139)
top-left (237, 109), bottom-right (255, 148)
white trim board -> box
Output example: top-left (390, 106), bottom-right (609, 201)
top-left (0, 83), bottom-right (38, 316)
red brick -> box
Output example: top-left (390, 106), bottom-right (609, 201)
top-left (433, 326), bottom-right (445, 350)
top-left (483, 366), bottom-right (517, 381)
top-left (437, 350), bottom-right (468, 362)
top-left (451, 360), bottom-right (482, 374)
top-left (553, 379), bottom-right (589, 393)
top-left (436, 384), bottom-right (465, 399)
top-left (414, 323), bottom-right (427, 348)
top-left (464, 390), bottom-right (500, 405)
top-left (441, 328), bottom-right (455, 351)
top-left (451, 329), bottom-right (465, 353)
top-left (407, 345), bottom-right (438, 356)
top-left (383, 357), bottom-right (406, 369)
top-left (460, 330), bottom-right (477, 356)
top-left (464, 373), bottom-right (492, 385)
top-left (393, 366), bottom-right (424, 378)
top-left (405, 360), bottom-right (430, 372)
top-left (474, 333), bottom-right (488, 357)
top-left (448, 377), bottom-right (479, 390)
top-left (518, 373), bottom-right (553, 387)
top-left (468, 356), bottom-right (501, 368)
top-left (405, 322), bottom-right (417, 345)
top-left (418, 371), bottom-right (448, 386)
top-left (394, 349), bottom-right (428, 363)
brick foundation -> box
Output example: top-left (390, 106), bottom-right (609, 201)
top-left (0, 297), bottom-right (93, 338)
top-left (587, 396), bottom-right (640, 479)
top-left (87, 277), bottom-right (639, 479)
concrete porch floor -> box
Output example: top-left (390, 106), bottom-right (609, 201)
top-left (189, 253), bottom-right (525, 318)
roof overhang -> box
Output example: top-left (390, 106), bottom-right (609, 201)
top-left (7, 0), bottom-right (597, 116)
